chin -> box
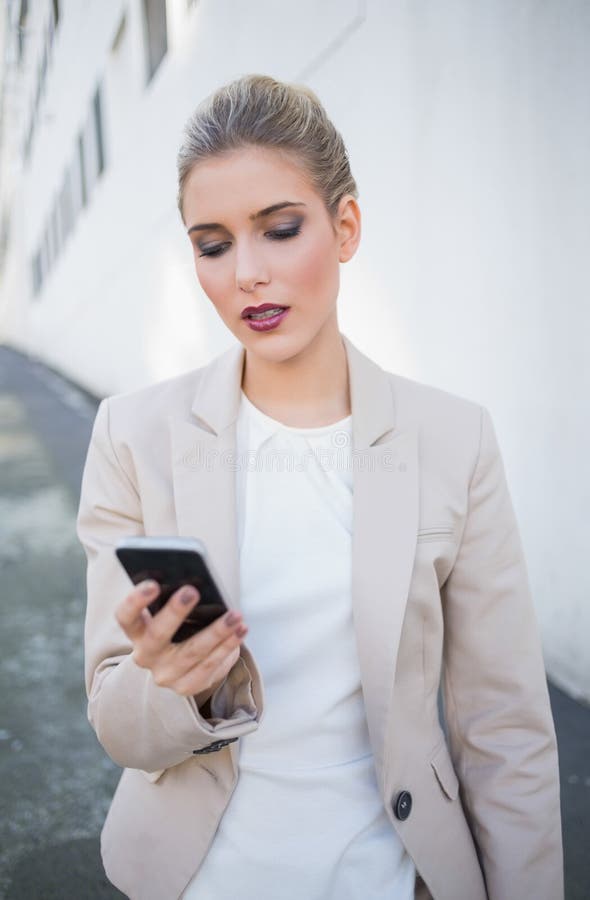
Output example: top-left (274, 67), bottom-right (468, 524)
top-left (240, 329), bottom-right (308, 363)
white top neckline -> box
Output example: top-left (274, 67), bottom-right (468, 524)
top-left (239, 389), bottom-right (352, 437)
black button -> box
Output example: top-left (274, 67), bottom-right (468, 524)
top-left (393, 790), bottom-right (412, 821)
top-left (193, 737), bottom-right (238, 755)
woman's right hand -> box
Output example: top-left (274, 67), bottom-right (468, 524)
top-left (115, 579), bottom-right (249, 702)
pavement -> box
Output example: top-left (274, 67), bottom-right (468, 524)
top-left (0, 343), bottom-right (588, 899)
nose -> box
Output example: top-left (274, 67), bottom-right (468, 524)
top-left (235, 239), bottom-right (270, 293)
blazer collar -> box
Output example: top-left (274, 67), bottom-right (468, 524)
top-left (190, 332), bottom-right (396, 450)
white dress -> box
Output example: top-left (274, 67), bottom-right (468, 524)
top-left (181, 390), bottom-right (415, 900)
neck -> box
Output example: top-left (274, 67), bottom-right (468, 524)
top-left (240, 323), bottom-right (351, 428)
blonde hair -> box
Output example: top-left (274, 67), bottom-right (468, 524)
top-left (176, 73), bottom-right (358, 224)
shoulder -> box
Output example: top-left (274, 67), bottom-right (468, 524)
top-left (382, 366), bottom-right (486, 480)
top-left (344, 333), bottom-right (483, 444)
top-left (106, 366), bottom-right (205, 420)
top-left (387, 368), bottom-right (482, 432)
top-left (343, 334), bottom-right (488, 478)
top-left (100, 346), bottom-right (228, 440)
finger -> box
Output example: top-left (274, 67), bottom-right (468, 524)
top-left (154, 620), bottom-right (246, 687)
top-left (173, 630), bottom-right (247, 696)
top-left (201, 643), bottom-right (241, 688)
top-left (115, 579), bottom-right (160, 639)
top-left (174, 617), bottom-right (247, 679)
top-left (151, 612), bottom-right (246, 685)
top-left (190, 645), bottom-right (241, 702)
top-left (175, 608), bottom-right (245, 667)
top-left (142, 583), bottom-right (203, 647)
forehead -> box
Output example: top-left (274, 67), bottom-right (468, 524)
top-left (183, 145), bottom-right (318, 224)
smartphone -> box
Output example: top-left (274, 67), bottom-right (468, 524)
top-left (115, 536), bottom-right (229, 643)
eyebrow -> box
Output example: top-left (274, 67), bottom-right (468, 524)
top-left (187, 201), bottom-right (307, 234)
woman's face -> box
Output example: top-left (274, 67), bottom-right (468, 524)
top-left (182, 145), bottom-right (360, 363)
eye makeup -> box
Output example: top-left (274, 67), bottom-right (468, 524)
top-left (196, 219), bottom-right (303, 258)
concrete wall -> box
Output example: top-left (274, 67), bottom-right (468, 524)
top-left (1, 0), bottom-right (588, 700)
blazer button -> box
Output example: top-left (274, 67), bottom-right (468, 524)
top-left (394, 790), bottom-right (413, 821)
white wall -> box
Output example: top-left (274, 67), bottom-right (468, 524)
top-left (1, 0), bottom-right (588, 700)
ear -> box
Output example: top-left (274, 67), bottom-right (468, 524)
top-left (335, 194), bottom-right (362, 263)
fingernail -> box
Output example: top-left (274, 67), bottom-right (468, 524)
top-left (224, 611), bottom-right (240, 626)
top-left (140, 580), bottom-right (158, 595)
top-left (180, 587), bottom-right (198, 605)
top-left (236, 624), bottom-right (248, 638)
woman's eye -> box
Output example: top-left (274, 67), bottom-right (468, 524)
top-left (267, 226), bottom-right (301, 241)
top-left (197, 226), bottom-right (301, 258)
top-left (199, 243), bottom-right (229, 258)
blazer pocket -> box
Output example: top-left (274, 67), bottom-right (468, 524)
top-left (430, 740), bottom-right (460, 800)
top-left (417, 525), bottom-right (455, 543)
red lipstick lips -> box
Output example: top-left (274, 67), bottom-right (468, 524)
top-left (241, 303), bottom-right (288, 318)
top-left (241, 304), bottom-right (291, 332)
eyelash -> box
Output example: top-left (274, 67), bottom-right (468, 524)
top-left (198, 226), bottom-right (301, 258)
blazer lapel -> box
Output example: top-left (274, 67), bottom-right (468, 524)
top-left (345, 336), bottom-right (419, 785)
top-left (170, 341), bottom-right (246, 610)
top-left (169, 333), bottom-right (419, 782)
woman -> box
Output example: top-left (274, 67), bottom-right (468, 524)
top-left (76, 74), bottom-right (563, 900)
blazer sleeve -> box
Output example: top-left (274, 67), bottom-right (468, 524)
top-left (76, 397), bottom-right (262, 774)
top-left (440, 405), bottom-right (564, 900)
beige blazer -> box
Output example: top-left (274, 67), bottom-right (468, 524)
top-left (76, 333), bottom-right (563, 900)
